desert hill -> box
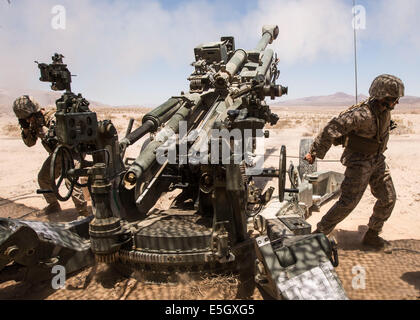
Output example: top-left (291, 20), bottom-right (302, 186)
top-left (0, 88), bottom-right (111, 113)
top-left (274, 92), bottom-right (420, 107)
top-left (1, 89), bottom-right (419, 114)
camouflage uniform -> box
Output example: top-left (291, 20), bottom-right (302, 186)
top-left (14, 96), bottom-right (87, 213)
top-left (309, 75), bottom-right (404, 235)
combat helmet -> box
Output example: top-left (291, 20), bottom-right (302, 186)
top-left (369, 74), bottom-right (405, 100)
top-left (12, 95), bottom-right (41, 119)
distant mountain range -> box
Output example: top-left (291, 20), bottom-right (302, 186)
top-left (0, 88), bottom-right (110, 113)
top-left (1, 89), bottom-right (419, 114)
top-left (273, 92), bottom-right (420, 107)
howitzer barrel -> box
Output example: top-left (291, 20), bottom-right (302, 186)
top-left (123, 94), bottom-right (202, 189)
top-left (255, 25), bottom-right (279, 52)
top-left (124, 98), bottom-right (182, 146)
top-left (215, 25), bottom-right (279, 88)
top-left (225, 49), bottom-right (247, 79)
top-left (125, 120), bottom-right (155, 145)
top-left (143, 97), bottom-right (183, 128)
top-left (256, 48), bottom-right (274, 78)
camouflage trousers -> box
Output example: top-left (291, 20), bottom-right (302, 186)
top-left (38, 154), bottom-right (87, 212)
top-left (317, 154), bottom-right (396, 235)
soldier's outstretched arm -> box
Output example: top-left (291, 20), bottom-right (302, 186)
top-left (309, 107), bottom-right (370, 160)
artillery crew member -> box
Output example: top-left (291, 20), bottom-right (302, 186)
top-left (304, 74), bottom-right (405, 249)
top-left (12, 95), bottom-right (89, 217)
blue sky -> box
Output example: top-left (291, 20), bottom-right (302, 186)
top-left (0, 0), bottom-right (419, 106)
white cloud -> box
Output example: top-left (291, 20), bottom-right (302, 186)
top-left (0, 0), bottom-right (417, 104)
top-left (0, 0), bottom-right (224, 102)
top-left (236, 0), bottom-right (354, 63)
top-left (367, 0), bottom-right (420, 51)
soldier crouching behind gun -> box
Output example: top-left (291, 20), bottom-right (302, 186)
top-left (12, 95), bottom-right (90, 218)
top-left (304, 74), bottom-right (405, 250)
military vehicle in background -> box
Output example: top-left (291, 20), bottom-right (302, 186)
top-left (0, 25), bottom-right (347, 299)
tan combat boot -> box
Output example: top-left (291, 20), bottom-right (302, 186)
top-left (37, 202), bottom-right (61, 216)
top-left (362, 229), bottom-right (390, 250)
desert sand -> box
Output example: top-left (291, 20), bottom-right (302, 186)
top-left (0, 104), bottom-right (419, 299)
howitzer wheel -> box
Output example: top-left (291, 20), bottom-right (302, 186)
top-left (278, 145), bottom-right (286, 202)
top-left (50, 145), bottom-right (75, 201)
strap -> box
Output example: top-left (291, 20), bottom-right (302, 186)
top-left (345, 133), bottom-right (381, 155)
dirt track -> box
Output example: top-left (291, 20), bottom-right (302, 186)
top-left (0, 200), bottom-right (418, 300)
top-left (0, 106), bottom-right (419, 300)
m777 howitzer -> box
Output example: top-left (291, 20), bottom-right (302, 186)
top-left (0, 26), bottom-right (347, 299)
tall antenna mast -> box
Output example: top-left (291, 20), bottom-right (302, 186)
top-left (353, 0), bottom-right (359, 104)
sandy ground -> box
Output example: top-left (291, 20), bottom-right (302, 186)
top-left (0, 105), bottom-right (419, 299)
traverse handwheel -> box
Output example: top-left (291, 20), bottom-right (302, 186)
top-left (50, 145), bottom-right (75, 201)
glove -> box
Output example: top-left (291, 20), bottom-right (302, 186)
top-left (304, 153), bottom-right (316, 165)
top-left (390, 120), bottom-right (397, 131)
top-left (18, 119), bottom-right (30, 129)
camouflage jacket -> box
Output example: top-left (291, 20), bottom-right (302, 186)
top-left (310, 99), bottom-right (391, 165)
top-left (21, 108), bottom-right (57, 154)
